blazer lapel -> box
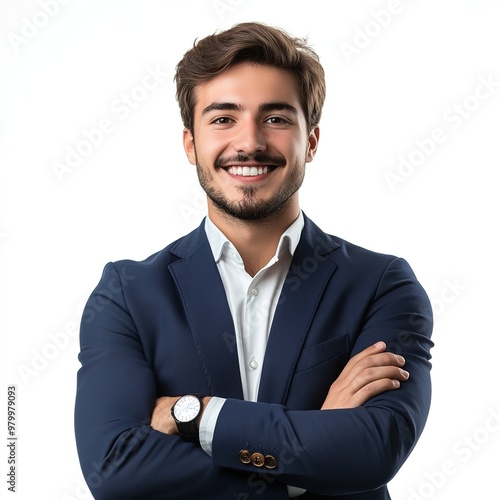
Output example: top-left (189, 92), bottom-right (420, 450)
top-left (258, 217), bottom-right (340, 404)
top-left (168, 223), bottom-right (243, 399)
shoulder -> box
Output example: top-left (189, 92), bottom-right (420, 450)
top-left (302, 215), bottom-right (398, 267)
top-left (98, 221), bottom-right (208, 285)
top-left (300, 215), bottom-right (424, 293)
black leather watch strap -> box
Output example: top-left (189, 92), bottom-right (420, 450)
top-left (178, 419), bottom-right (199, 441)
top-left (171, 394), bottom-right (203, 442)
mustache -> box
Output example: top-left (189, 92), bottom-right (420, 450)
top-left (214, 153), bottom-right (286, 169)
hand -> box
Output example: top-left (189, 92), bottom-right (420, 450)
top-left (151, 396), bottom-right (179, 435)
top-left (321, 341), bottom-right (409, 410)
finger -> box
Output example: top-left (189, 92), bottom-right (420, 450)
top-left (351, 366), bottom-right (409, 393)
top-left (357, 352), bottom-right (406, 371)
top-left (347, 378), bottom-right (403, 408)
top-left (339, 351), bottom-right (406, 389)
top-left (349, 341), bottom-right (387, 365)
top-left (341, 342), bottom-right (405, 375)
top-left (353, 366), bottom-right (410, 390)
top-left (335, 342), bottom-right (388, 382)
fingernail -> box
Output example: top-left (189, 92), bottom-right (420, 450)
top-left (396, 355), bottom-right (405, 365)
top-left (374, 341), bottom-right (385, 349)
top-left (401, 370), bottom-right (409, 379)
top-left (393, 380), bottom-right (400, 388)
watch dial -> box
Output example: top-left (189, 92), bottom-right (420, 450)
top-left (175, 395), bottom-right (201, 422)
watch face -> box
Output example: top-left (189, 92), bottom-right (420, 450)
top-left (174, 395), bottom-right (201, 422)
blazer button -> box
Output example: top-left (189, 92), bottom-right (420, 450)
top-left (250, 452), bottom-right (265, 467)
top-left (264, 455), bottom-right (277, 469)
top-left (239, 450), bottom-right (251, 464)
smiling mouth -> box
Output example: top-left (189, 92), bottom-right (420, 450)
top-left (216, 154), bottom-right (285, 177)
top-left (225, 165), bottom-right (277, 177)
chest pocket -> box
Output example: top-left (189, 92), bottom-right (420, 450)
top-left (294, 334), bottom-right (349, 375)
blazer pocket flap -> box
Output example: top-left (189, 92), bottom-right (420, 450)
top-left (294, 334), bottom-right (349, 374)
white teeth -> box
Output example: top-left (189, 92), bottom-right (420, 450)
top-left (227, 166), bottom-right (270, 176)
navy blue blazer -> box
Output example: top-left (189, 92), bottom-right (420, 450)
top-left (75, 215), bottom-right (433, 499)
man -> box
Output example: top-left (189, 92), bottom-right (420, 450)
top-left (75, 22), bottom-right (433, 499)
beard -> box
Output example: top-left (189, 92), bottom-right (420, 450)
top-left (195, 152), bottom-right (306, 222)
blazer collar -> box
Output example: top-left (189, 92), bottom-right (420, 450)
top-left (204, 211), bottom-right (305, 264)
top-left (168, 215), bottom-right (340, 403)
top-left (168, 223), bottom-right (244, 399)
top-left (258, 216), bottom-right (340, 403)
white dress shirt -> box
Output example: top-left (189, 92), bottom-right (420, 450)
top-left (199, 212), bottom-right (306, 498)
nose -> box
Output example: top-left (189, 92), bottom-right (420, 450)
top-left (232, 119), bottom-right (266, 154)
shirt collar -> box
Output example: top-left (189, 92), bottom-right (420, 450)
top-left (204, 211), bottom-right (305, 264)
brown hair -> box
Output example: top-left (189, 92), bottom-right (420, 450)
top-left (175, 22), bottom-right (326, 133)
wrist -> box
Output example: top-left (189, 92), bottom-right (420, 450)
top-left (199, 396), bottom-right (212, 424)
top-left (198, 397), bottom-right (226, 457)
top-left (171, 395), bottom-right (211, 442)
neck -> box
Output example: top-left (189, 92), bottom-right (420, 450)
top-left (208, 201), bottom-right (300, 277)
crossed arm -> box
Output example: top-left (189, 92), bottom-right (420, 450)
top-left (75, 258), bottom-right (432, 498)
top-left (151, 341), bottom-right (410, 435)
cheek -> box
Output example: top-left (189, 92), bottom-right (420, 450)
top-left (273, 133), bottom-right (308, 157)
top-left (196, 132), bottom-right (229, 161)
top-left (283, 145), bottom-right (307, 164)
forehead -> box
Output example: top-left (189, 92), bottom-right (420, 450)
top-left (193, 63), bottom-right (303, 114)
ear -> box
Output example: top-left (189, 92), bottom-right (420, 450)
top-left (183, 128), bottom-right (197, 165)
top-left (305, 126), bottom-right (320, 163)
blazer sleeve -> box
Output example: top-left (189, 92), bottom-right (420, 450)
top-left (210, 257), bottom-right (434, 496)
top-left (74, 263), bottom-right (288, 500)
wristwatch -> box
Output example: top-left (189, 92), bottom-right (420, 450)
top-left (171, 394), bottom-right (203, 442)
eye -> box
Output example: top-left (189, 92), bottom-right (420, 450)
top-left (265, 116), bottom-right (290, 125)
top-left (211, 116), bottom-right (233, 125)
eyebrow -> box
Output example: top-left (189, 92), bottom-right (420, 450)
top-left (201, 102), bottom-right (241, 115)
top-left (201, 101), bottom-right (299, 116)
top-left (260, 102), bottom-right (298, 115)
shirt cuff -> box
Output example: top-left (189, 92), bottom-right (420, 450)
top-left (199, 398), bottom-right (305, 497)
top-left (199, 396), bottom-right (226, 457)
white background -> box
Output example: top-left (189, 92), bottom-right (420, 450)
top-left (1, 0), bottom-right (499, 498)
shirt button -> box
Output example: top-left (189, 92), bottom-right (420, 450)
top-left (251, 288), bottom-right (259, 296)
top-left (249, 358), bottom-right (258, 370)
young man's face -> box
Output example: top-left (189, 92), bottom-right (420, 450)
top-left (183, 63), bottom-right (319, 222)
